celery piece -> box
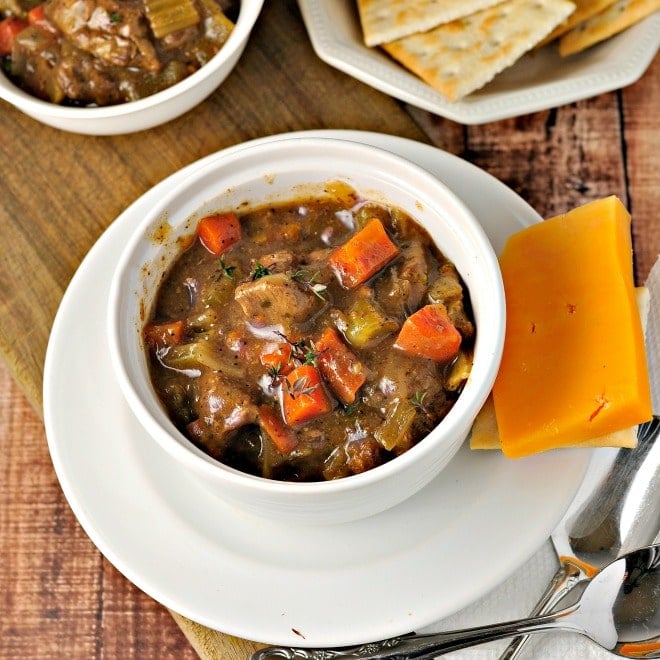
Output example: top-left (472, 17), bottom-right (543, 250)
top-left (162, 340), bottom-right (244, 378)
top-left (187, 306), bottom-right (220, 332)
top-left (144, 0), bottom-right (200, 39)
top-left (202, 275), bottom-right (235, 307)
top-left (353, 204), bottom-right (389, 230)
top-left (199, 0), bottom-right (234, 44)
top-left (344, 297), bottom-right (398, 349)
top-left (375, 398), bottom-right (416, 451)
top-left (446, 350), bottom-right (473, 391)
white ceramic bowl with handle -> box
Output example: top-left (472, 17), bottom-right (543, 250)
top-left (0, 0), bottom-right (263, 135)
top-left (107, 135), bottom-right (505, 525)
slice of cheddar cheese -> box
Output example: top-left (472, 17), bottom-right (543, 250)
top-left (471, 286), bottom-right (649, 452)
top-left (470, 394), bottom-right (638, 450)
top-left (492, 197), bottom-right (652, 458)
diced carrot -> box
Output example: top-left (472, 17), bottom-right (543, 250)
top-left (329, 218), bottom-right (399, 288)
top-left (260, 343), bottom-right (293, 375)
top-left (0, 17), bottom-right (28, 56)
top-left (197, 212), bottom-right (241, 255)
top-left (394, 304), bottom-right (462, 363)
top-left (316, 327), bottom-right (366, 404)
top-left (27, 4), bottom-right (45, 23)
top-left (282, 364), bottom-right (332, 426)
top-left (143, 319), bottom-right (185, 350)
top-left (258, 405), bottom-right (298, 454)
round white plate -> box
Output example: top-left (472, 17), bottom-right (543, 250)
top-left (298, 0), bottom-right (660, 125)
top-left (43, 130), bottom-right (592, 647)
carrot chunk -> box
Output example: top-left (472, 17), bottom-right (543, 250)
top-left (27, 4), bottom-right (45, 23)
top-left (258, 405), bottom-right (298, 454)
top-left (329, 218), bottom-right (399, 288)
top-left (0, 17), bottom-right (28, 55)
top-left (394, 304), bottom-right (462, 363)
top-left (260, 343), bottom-right (293, 375)
top-left (316, 327), bottom-right (367, 404)
top-left (143, 320), bottom-right (185, 350)
top-left (282, 364), bottom-right (332, 426)
top-left (197, 212), bottom-right (241, 255)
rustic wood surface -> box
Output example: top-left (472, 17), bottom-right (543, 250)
top-left (0, 0), bottom-right (657, 657)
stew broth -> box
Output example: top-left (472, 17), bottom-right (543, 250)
top-left (144, 188), bottom-right (476, 481)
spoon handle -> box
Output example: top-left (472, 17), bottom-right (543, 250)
top-left (500, 416), bottom-right (660, 660)
top-left (251, 608), bottom-right (580, 660)
top-left (498, 560), bottom-right (587, 660)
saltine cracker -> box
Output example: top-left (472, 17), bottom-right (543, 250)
top-left (356, 0), bottom-right (503, 46)
top-left (559, 0), bottom-right (660, 55)
top-left (382, 0), bottom-right (576, 102)
top-left (539, 0), bottom-right (618, 46)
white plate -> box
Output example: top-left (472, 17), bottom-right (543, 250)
top-left (297, 0), bottom-right (660, 125)
top-left (43, 130), bottom-right (592, 647)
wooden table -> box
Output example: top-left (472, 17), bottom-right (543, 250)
top-left (0, 1), bottom-right (657, 657)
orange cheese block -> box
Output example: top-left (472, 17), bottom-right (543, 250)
top-left (492, 196), bottom-right (652, 458)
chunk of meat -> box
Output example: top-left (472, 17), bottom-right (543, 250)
top-left (251, 250), bottom-right (296, 274)
top-left (300, 247), bottom-right (335, 285)
top-left (345, 436), bottom-right (382, 475)
top-left (446, 300), bottom-right (475, 340)
top-left (234, 273), bottom-right (322, 330)
top-left (45, 0), bottom-right (160, 70)
top-left (188, 371), bottom-right (258, 447)
top-left (11, 26), bottom-right (66, 102)
top-left (428, 262), bottom-right (464, 305)
top-left (373, 351), bottom-right (443, 403)
top-left (377, 239), bottom-right (428, 316)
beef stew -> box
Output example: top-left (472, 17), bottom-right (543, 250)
top-left (144, 186), bottom-right (476, 482)
top-left (0, 0), bottom-right (235, 105)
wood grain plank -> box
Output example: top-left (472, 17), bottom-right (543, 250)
top-left (416, 87), bottom-right (658, 286)
top-left (463, 94), bottom-right (627, 219)
top-left (622, 54), bottom-right (660, 283)
top-left (0, 360), bottom-right (197, 658)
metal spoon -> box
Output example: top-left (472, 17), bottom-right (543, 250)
top-left (252, 543), bottom-right (660, 659)
top-left (499, 415), bottom-right (660, 659)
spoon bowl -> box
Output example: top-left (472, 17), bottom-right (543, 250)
top-left (253, 544), bottom-right (660, 659)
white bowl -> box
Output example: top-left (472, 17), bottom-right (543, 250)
top-left (107, 135), bottom-right (505, 525)
top-left (0, 0), bottom-right (263, 135)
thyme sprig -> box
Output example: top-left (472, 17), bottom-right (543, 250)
top-left (289, 269), bottom-right (328, 300)
top-left (409, 390), bottom-right (429, 414)
top-left (286, 374), bottom-right (319, 399)
top-left (276, 333), bottom-right (322, 367)
top-left (215, 256), bottom-right (236, 280)
top-left (250, 262), bottom-right (273, 280)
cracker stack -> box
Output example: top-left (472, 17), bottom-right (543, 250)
top-left (558, 0), bottom-right (660, 56)
top-left (357, 0), bottom-right (660, 102)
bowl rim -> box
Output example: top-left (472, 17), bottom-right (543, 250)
top-left (0, 0), bottom-right (264, 117)
top-left (107, 135), bottom-right (505, 495)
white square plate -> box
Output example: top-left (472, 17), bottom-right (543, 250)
top-left (298, 0), bottom-right (660, 124)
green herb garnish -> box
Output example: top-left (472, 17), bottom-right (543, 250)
top-left (250, 262), bottom-right (273, 280)
top-left (290, 269), bottom-right (328, 300)
top-left (216, 256), bottom-right (236, 280)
